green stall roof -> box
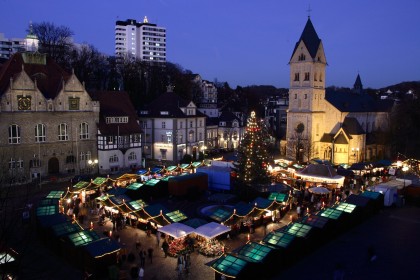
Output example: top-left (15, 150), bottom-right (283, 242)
top-left (36, 205), bottom-right (59, 216)
top-left (126, 182), bottom-right (143, 190)
top-left (39, 198), bottom-right (59, 206)
top-left (209, 208), bottom-right (233, 223)
top-left (144, 203), bottom-right (168, 217)
top-left (301, 214), bottom-right (330, 229)
top-left (180, 163), bottom-right (190, 169)
top-left (165, 166), bottom-right (177, 172)
top-left (144, 178), bottom-right (160, 186)
top-left (263, 231), bottom-right (296, 249)
top-left (319, 208), bottom-right (344, 220)
top-left (46, 190), bottom-right (64, 199)
top-left (92, 177), bottom-right (108, 185)
top-left (52, 222), bottom-right (82, 237)
top-left (192, 161), bottom-right (203, 167)
top-left (235, 242), bottom-right (274, 263)
top-left (160, 176), bottom-right (174, 182)
top-left (211, 254), bottom-right (249, 277)
top-left (127, 199), bottom-right (147, 211)
top-left (333, 202), bottom-right (357, 214)
top-left (268, 192), bottom-right (289, 202)
top-left (282, 222), bottom-right (313, 238)
top-left (361, 191), bottom-right (383, 200)
top-left (166, 210), bottom-right (188, 223)
top-left (252, 197), bottom-right (274, 209)
top-left (73, 181), bottom-right (89, 189)
top-left (67, 230), bottom-right (100, 246)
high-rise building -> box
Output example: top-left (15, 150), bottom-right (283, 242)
top-left (0, 23), bottom-right (39, 60)
top-left (115, 17), bottom-right (166, 63)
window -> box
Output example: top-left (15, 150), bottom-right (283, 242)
top-left (109, 155), bottom-right (119, 163)
top-left (8, 124), bottom-right (20, 144)
top-left (162, 122), bottom-right (166, 128)
top-left (30, 159), bottom-right (41, 168)
top-left (190, 121), bottom-right (193, 128)
top-left (9, 158), bottom-right (23, 169)
top-left (128, 152), bottom-right (137, 161)
top-left (80, 151), bottom-right (91, 161)
top-left (294, 94), bottom-right (297, 99)
top-left (199, 132), bottom-right (202, 141)
top-left (167, 135), bottom-right (172, 143)
top-left (79, 123), bottom-right (89, 140)
top-left (189, 130), bottom-right (194, 141)
top-left (319, 74), bottom-right (323, 82)
top-left (294, 73), bottom-right (300, 81)
top-left (58, 123), bottom-right (68, 141)
top-left (304, 94), bottom-right (307, 99)
top-left (35, 124), bottom-right (46, 142)
top-left (298, 53), bottom-right (306, 61)
top-left (304, 72), bottom-right (310, 81)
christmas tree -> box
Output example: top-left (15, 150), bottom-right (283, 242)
top-left (236, 111), bottom-right (271, 185)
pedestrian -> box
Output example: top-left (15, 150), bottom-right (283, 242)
top-left (147, 247), bottom-right (154, 264)
top-left (296, 205), bottom-right (301, 218)
top-left (138, 266), bottom-right (144, 280)
top-left (162, 240), bottom-right (169, 258)
top-left (140, 250), bottom-right (146, 267)
top-left (156, 232), bottom-right (161, 247)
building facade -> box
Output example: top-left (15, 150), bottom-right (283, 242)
top-left (284, 18), bottom-right (393, 165)
top-left (138, 87), bottom-right (206, 163)
top-left (0, 27), bottom-right (39, 60)
top-left (115, 17), bottom-right (166, 63)
top-left (0, 52), bottom-right (99, 183)
top-left (96, 91), bottom-right (142, 174)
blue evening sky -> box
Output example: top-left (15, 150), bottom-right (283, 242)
top-left (1, 0), bottom-right (419, 89)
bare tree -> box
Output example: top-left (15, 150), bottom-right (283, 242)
top-left (31, 22), bottom-right (74, 68)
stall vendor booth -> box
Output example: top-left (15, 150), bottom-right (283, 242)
top-left (360, 191), bottom-right (384, 211)
top-left (296, 164), bottom-right (345, 189)
top-left (80, 238), bottom-right (120, 278)
top-left (300, 214), bottom-right (333, 242)
top-left (345, 194), bottom-right (376, 217)
top-left (331, 202), bottom-right (359, 228)
top-left (231, 242), bottom-right (277, 279)
top-left (317, 208), bottom-right (346, 236)
top-left (276, 222), bottom-right (316, 253)
top-left (194, 222), bottom-right (230, 257)
top-left (209, 254), bottom-right (252, 279)
top-left (262, 231), bottom-right (298, 267)
top-left (158, 223), bottom-right (195, 256)
top-left (51, 221), bottom-right (82, 252)
top-left (61, 230), bottom-right (101, 266)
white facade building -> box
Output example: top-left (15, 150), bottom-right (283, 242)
top-left (115, 17), bottom-right (166, 63)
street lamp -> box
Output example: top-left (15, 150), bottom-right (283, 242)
top-left (88, 159), bottom-right (99, 175)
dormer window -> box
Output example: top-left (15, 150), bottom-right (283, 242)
top-left (298, 53), bottom-right (306, 61)
top-left (219, 121), bottom-right (226, 127)
top-left (160, 111), bottom-right (169, 115)
top-left (140, 110), bottom-right (148, 115)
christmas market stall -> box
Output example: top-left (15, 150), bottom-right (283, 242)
top-left (276, 222), bottom-right (316, 254)
top-left (262, 231), bottom-right (298, 267)
top-left (194, 222), bottom-right (230, 257)
top-left (345, 194), bottom-right (376, 217)
top-left (167, 172), bottom-right (208, 197)
top-left (209, 254), bottom-right (252, 279)
top-left (231, 242), bottom-right (277, 279)
top-left (330, 202), bottom-right (359, 227)
top-left (51, 221), bottom-right (82, 252)
top-left (158, 223), bottom-right (195, 256)
top-left (300, 214), bottom-right (333, 243)
top-left (61, 229), bottom-right (101, 265)
top-left (80, 237), bottom-right (120, 278)
top-left (317, 208), bottom-right (346, 236)
top-left (296, 164), bottom-right (345, 189)
top-left (359, 191), bottom-right (384, 211)
top-left (132, 203), bottom-right (170, 232)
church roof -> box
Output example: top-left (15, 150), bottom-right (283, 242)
top-left (342, 117), bottom-right (365, 135)
top-left (320, 133), bottom-right (333, 143)
top-left (326, 90), bottom-right (394, 113)
top-left (291, 18), bottom-right (321, 59)
top-left (334, 132), bottom-right (348, 144)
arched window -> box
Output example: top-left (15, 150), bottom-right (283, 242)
top-left (8, 124), bottom-right (20, 144)
top-left (128, 152), bottom-right (137, 161)
top-left (58, 123), bottom-right (68, 141)
top-left (109, 155), bottom-right (119, 163)
top-left (79, 123), bottom-right (89, 140)
top-left (35, 124), bottom-right (46, 142)
top-left (189, 130), bottom-right (194, 142)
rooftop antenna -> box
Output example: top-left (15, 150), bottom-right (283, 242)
top-left (307, 4), bottom-right (312, 18)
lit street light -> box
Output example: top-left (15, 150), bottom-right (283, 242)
top-left (88, 159), bottom-right (99, 175)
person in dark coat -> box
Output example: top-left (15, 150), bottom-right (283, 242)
top-left (162, 240), bottom-right (169, 257)
top-left (147, 247), bottom-right (154, 263)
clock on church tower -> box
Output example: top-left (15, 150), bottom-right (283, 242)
top-left (17, 96), bottom-right (31, 110)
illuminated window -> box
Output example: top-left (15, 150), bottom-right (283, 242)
top-left (35, 124), bottom-right (46, 142)
top-left (8, 124), bottom-right (20, 144)
top-left (79, 123), bottom-right (89, 140)
top-left (58, 123), bottom-right (68, 141)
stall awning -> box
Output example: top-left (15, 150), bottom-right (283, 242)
top-left (182, 218), bottom-right (208, 229)
top-left (194, 222), bottom-right (231, 239)
top-left (252, 197), bottom-right (274, 209)
top-left (52, 221), bottom-right (82, 237)
top-left (83, 238), bottom-right (120, 258)
top-left (233, 202), bottom-right (254, 217)
top-left (38, 198), bottom-right (59, 206)
top-left (92, 177), bottom-right (108, 185)
top-left (144, 178), bottom-right (160, 186)
top-left (158, 223), bottom-right (194, 239)
top-left (208, 208), bottom-right (233, 223)
top-left (144, 203), bottom-right (169, 217)
top-left (180, 163), bottom-right (190, 169)
top-left (127, 199), bottom-right (147, 212)
top-left (301, 214), bottom-right (330, 229)
top-left (268, 192), bottom-right (289, 203)
top-left (36, 205), bottom-right (59, 216)
top-left (126, 183), bottom-right (143, 190)
top-left (73, 181), bottom-right (90, 189)
top-left (137, 169), bottom-right (148, 175)
top-left (165, 166), bottom-right (178, 172)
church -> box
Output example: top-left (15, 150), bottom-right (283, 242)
top-left (284, 18), bottom-right (394, 165)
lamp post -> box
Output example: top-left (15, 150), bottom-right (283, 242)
top-left (88, 159), bottom-right (99, 175)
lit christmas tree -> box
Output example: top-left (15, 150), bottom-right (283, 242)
top-left (236, 111), bottom-right (271, 185)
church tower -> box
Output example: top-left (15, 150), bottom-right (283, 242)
top-left (286, 17), bottom-right (327, 161)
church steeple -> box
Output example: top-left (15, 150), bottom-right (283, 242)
top-left (353, 73), bottom-right (364, 94)
top-left (291, 17), bottom-right (321, 60)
